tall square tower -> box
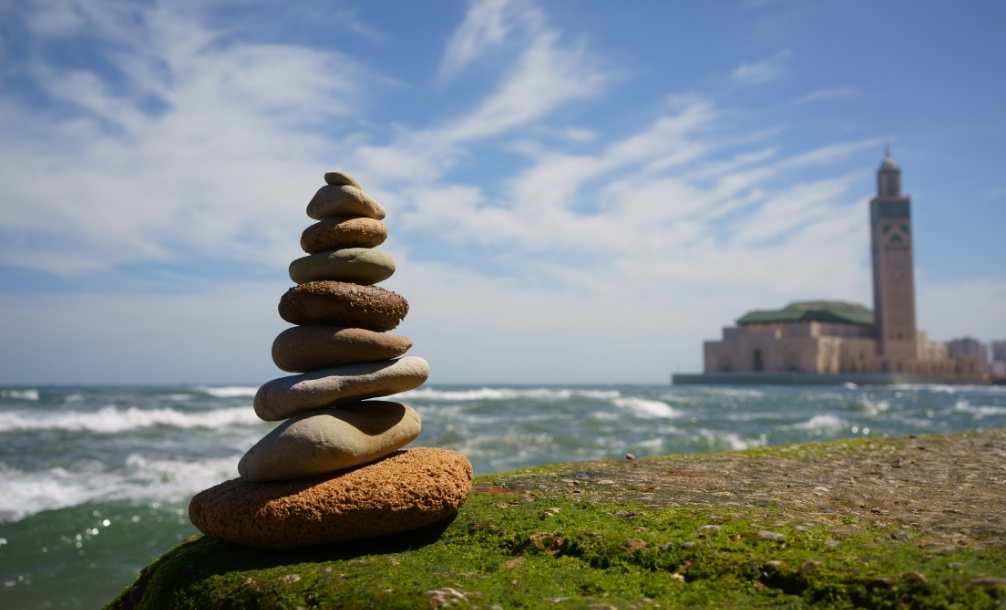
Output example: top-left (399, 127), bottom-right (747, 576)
top-left (869, 149), bottom-right (917, 366)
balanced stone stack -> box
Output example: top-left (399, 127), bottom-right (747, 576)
top-left (189, 172), bottom-right (472, 548)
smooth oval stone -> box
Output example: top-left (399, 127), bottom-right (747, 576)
top-left (272, 326), bottom-right (412, 372)
top-left (189, 448), bottom-right (472, 548)
top-left (278, 281), bottom-right (408, 330)
top-left (301, 217), bottom-right (387, 253)
top-left (254, 356), bottom-right (430, 421)
top-left (307, 185), bottom-right (386, 220)
top-left (324, 171), bottom-right (360, 187)
top-left (289, 248), bottom-right (395, 286)
top-left (238, 401), bottom-right (421, 482)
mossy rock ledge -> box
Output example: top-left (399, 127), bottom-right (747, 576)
top-left (109, 429), bottom-right (1006, 609)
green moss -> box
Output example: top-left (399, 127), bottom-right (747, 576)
top-left (108, 432), bottom-right (1006, 609)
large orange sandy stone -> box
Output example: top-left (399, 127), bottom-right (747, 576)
top-left (188, 448), bottom-right (471, 548)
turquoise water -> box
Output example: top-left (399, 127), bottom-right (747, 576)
top-left (1, 383), bottom-right (1004, 608)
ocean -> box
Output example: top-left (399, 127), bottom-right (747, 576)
top-left (1, 383), bottom-right (1005, 608)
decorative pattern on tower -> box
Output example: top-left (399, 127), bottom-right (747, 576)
top-left (188, 172), bottom-right (472, 548)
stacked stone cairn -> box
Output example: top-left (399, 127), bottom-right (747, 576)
top-left (189, 172), bottom-right (472, 548)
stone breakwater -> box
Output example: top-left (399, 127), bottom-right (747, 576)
top-left (188, 172), bottom-right (472, 548)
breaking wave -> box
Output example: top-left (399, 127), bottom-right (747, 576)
top-left (0, 406), bottom-right (260, 434)
top-left (197, 386), bottom-right (257, 398)
top-left (399, 387), bottom-right (621, 402)
top-left (611, 397), bottom-right (679, 418)
top-left (0, 455), bottom-right (238, 522)
top-left (1, 389), bottom-right (40, 401)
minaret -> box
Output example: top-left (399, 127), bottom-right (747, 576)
top-left (869, 147), bottom-right (917, 366)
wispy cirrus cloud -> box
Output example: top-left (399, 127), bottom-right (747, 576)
top-left (3, 0), bottom-right (1000, 384)
top-left (796, 86), bottom-right (861, 104)
top-left (732, 49), bottom-right (791, 84)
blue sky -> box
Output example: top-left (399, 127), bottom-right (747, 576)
top-left (0, 0), bottom-right (1003, 384)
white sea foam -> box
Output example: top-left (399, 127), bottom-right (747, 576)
top-left (199, 386), bottom-right (257, 398)
top-left (399, 387), bottom-right (621, 402)
top-left (694, 429), bottom-right (767, 451)
top-left (0, 406), bottom-right (260, 434)
top-left (954, 400), bottom-right (1006, 418)
top-left (0, 454), bottom-right (239, 522)
top-left (859, 396), bottom-right (890, 416)
top-left (610, 397), bottom-right (679, 418)
top-left (702, 388), bottom-right (764, 399)
top-left (1, 389), bottom-right (39, 401)
top-left (793, 414), bottom-right (846, 433)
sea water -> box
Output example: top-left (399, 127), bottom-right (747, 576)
top-left (1, 383), bottom-right (1004, 608)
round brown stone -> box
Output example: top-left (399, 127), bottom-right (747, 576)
top-left (324, 171), bottom-right (361, 187)
top-left (188, 448), bottom-right (472, 548)
top-left (306, 185), bottom-right (386, 220)
top-left (272, 326), bottom-right (412, 372)
top-left (301, 217), bottom-right (387, 253)
top-left (278, 281), bottom-right (408, 330)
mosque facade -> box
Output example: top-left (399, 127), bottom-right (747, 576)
top-left (697, 152), bottom-right (988, 382)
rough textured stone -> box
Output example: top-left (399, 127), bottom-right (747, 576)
top-left (189, 448), bottom-right (472, 548)
top-left (324, 171), bottom-right (360, 188)
top-left (301, 217), bottom-right (387, 253)
top-left (238, 401), bottom-right (422, 482)
top-left (278, 281), bottom-right (408, 330)
top-left (289, 248), bottom-right (395, 286)
top-left (272, 326), bottom-right (412, 372)
top-left (307, 185), bottom-right (386, 220)
top-left (254, 356), bottom-right (430, 421)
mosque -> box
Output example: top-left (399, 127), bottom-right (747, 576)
top-left (677, 151), bottom-right (989, 384)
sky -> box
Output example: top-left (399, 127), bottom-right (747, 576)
top-left (0, 0), bottom-right (1004, 385)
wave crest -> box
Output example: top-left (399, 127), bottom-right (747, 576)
top-left (0, 406), bottom-right (260, 434)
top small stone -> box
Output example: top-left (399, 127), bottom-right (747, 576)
top-left (307, 185), bottom-right (386, 221)
top-left (325, 172), bottom-right (361, 188)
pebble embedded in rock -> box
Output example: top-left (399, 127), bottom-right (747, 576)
top-left (307, 185), bottom-right (386, 220)
top-left (278, 281), bottom-right (408, 330)
top-left (301, 217), bottom-right (387, 253)
top-left (271, 326), bottom-right (412, 372)
top-left (289, 248), bottom-right (395, 286)
top-left (254, 356), bottom-right (430, 421)
top-left (189, 448), bottom-right (472, 548)
top-left (238, 401), bottom-right (421, 481)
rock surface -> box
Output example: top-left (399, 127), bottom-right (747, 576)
top-left (289, 247), bottom-right (395, 286)
top-left (189, 447), bottom-right (472, 548)
top-left (307, 185), bottom-right (386, 220)
top-left (278, 281), bottom-right (408, 330)
top-left (238, 401), bottom-right (421, 482)
top-left (115, 430), bottom-right (1006, 610)
top-left (272, 326), bottom-right (412, 372)
top-left (254, 356), bottom-right (430, 421)
top-left (301, 217), bottom-right (387, 253)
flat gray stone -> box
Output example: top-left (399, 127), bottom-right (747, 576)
top-left (272, 326), bottom-right (412, 372)
top-left (238, 401), bottom-right (421, 482)
top-left (289, 248), bottom-right (395, 286)
top-left (307, 185), bottom-right (385, 220)
top-left (254, 356), bottom-right (430, 421)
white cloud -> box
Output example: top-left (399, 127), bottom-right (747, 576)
top-left (5, 1), bottom-right (993, 384)
top-left (796, 87), bottom-right (861, 104)
top-left (438, 0), bottom-right (528, 81)
top-left (437, 13), bottom-right (608, 141)
top-left (732, 49), bottom-right (791, 84)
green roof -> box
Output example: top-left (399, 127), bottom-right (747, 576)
top-left (737, 300), bottom-right (874, 327)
